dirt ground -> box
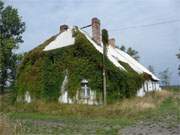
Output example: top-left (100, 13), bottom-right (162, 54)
top-left (121, 121), bottom-right (180, 135)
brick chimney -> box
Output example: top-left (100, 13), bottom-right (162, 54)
top-left (60, 24), bottom-right (69, 33)
top-left (92, 17), bottom-right (101, 45)
top-left (108, 38), bottom-right (116, 48)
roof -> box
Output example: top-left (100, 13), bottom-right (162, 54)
top-left (43, 28), bottom-right (75, 51)
top-left (43, 27), bottom-right (159, 81)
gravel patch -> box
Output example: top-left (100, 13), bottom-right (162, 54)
top-left (121, 121), bottom-right (180, 135)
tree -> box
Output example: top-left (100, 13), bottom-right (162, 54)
top-left (7, 53), bottom-right (26, 86)
top-left (102, 29), bottom-right (109, 105)
top-left (159, 68), bottom-right (171, 86)
top-left (0, 1), bottom-right (25, 94)
top-left (119, 45), bottom-right (140, 61)
top-left (176, 50), bottom-right (180, 75)
top-left (148, 65), bottom-right (155, 74)
top-left (119, 45), bottom-right (126, 52)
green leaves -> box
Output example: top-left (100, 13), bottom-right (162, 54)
top-left (1, 6), bottom-right (25, 43)
top-left (177, 50), bottom-right (180, 59)
top-left (0, 1), bottom-right (25, 93)
top-left (159, 68), bottom-right (171, 86)
top-left (16, 30), bottom-right (144, 102)
top-left (119, 45), bottom-right (140, 61)
top-left (177, 50), bottom-right (180, 76)
top-left (102, 29), bottom-right (109, 45)
top-left (127, 47), bottom-right (139, 61)
top-left (0, 0), bottom-right (4, 12)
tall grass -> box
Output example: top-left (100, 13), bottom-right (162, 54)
top-left (8, 90), bottom-right (173, 118)
top-left (0, 90), bottom-right (177, 134)
top-left (0, 114), bottom-right (11, 135)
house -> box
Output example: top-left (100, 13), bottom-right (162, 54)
top-left (18, 17), bottom-right (161, 104)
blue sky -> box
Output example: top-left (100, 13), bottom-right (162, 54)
top-left (4, 0), bottom-right (180, 85)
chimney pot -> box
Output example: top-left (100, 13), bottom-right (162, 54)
top-left (92, 17), bottom-right (101, 45)
top-left (60, 24), bottom-right (69, 33)
top-left (108, 38), bottom-right (116, 48)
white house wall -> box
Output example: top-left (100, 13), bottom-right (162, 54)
top-left (137, 87), bottom-right (145, 97)
top-left (24, 91), bottom-right (31, 103)
top-left (137, 80), bottom-right (161, 97)
top-left (58, 90), bottom-right (98, 105)
top-left (58, 91), bottom-right (69, 103)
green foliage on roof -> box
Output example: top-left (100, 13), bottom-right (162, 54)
top-left (16, 29), bottom-right (145, 103)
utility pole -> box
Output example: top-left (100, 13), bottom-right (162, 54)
top-left (102, 29), bottom-right (109, 105)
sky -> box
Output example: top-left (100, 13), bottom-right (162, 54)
top-left (4, 0), bottom-right (180, 85)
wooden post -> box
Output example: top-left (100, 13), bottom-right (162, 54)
top-left (103, 48), bottom-right (107, 105)
top-left (102, 29), bottom-right (109, 105)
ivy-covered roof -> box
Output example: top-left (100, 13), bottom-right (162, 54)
top-left (16, 27), bottom-right (157, 102)
top-left (42, 27), bottom-right (159, 81)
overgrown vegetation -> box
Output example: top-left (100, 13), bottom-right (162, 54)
top-left (3, 90), bottom-right (174, 117)
top-left (16, 29), bottom-right (145, 103)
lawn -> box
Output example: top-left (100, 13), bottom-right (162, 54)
top-left (0, 89), bottom-right (179, 135)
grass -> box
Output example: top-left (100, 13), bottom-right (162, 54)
top-left (0, 89), bottom-right (179, 134)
